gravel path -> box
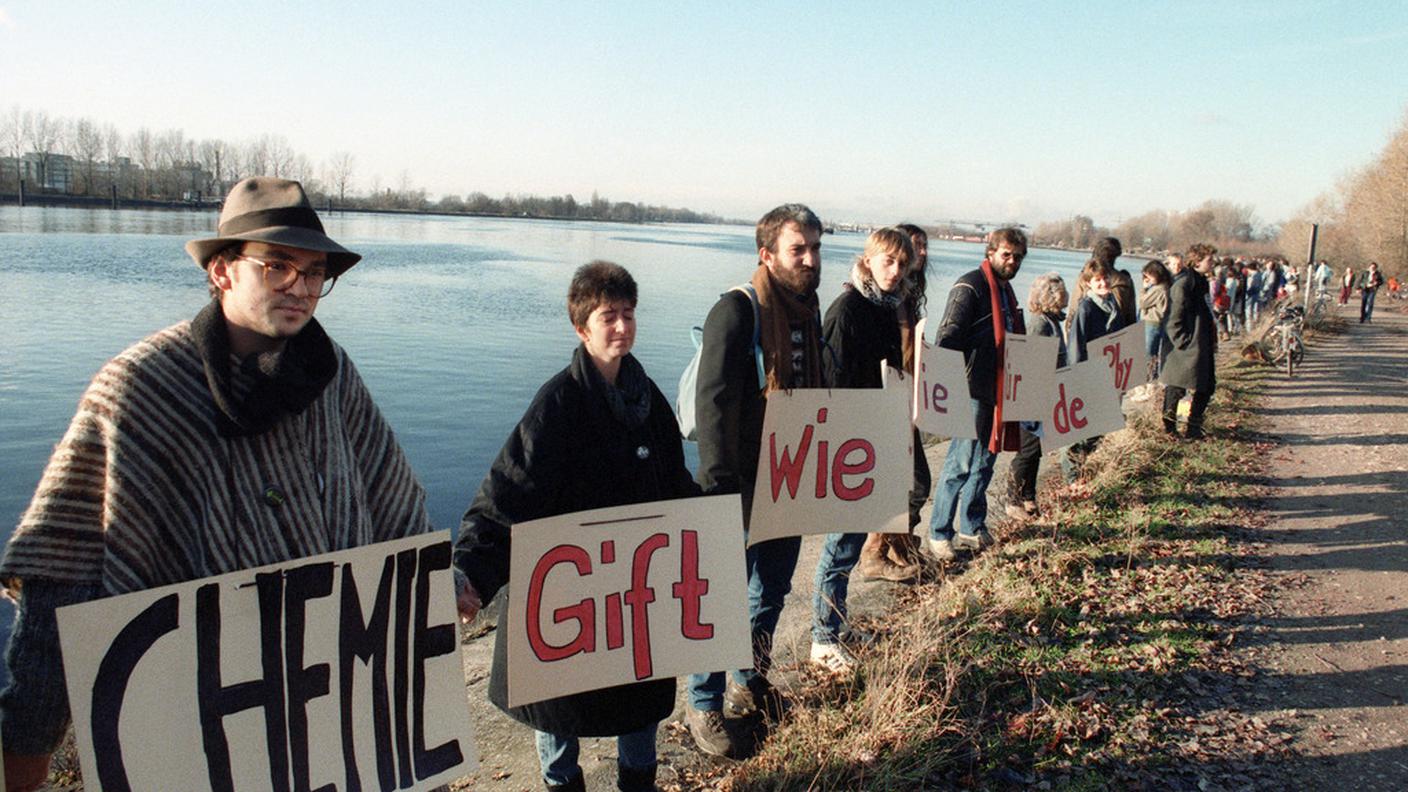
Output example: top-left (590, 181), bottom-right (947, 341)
top-left (1241, 303), bottom-right (1408, 789)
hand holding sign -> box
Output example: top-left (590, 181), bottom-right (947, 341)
top-left (507, 496), bottom-right (751, 708)
top-left (749, 384), bottom-right (911, 544)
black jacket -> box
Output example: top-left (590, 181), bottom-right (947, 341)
top-left (1070, 296), bottom-right (1128, 364)
top-left (694, 290), bottom-right (767, 519)
top-left (935, 268), bottom-right (1024, 405)
top-left (454, 346), bottom-right (699, 737)
top-left (823, 287), bottom-right (902, 388)
top-left (1162, 270), bottom-right (1218, 392)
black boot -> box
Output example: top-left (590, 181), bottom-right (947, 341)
top-left (618, 763), bottom-right (658, 792)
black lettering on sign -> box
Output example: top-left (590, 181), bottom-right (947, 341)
top-left (393, 548), bottom-right (417, 788)
top-left (339, 556), bottom-right (397, 792)
top-left (90, 592), bottom-right (180, 792)
top-left (285, 562), bottom-right (336, 792)
top-left (412, 541), bottom-right (462, 780)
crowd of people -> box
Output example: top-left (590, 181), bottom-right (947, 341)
top-left (0, 176), bottom-right (1396, 792)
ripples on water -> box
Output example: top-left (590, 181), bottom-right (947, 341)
top-left (0, 207), bottom-right (1089, 672)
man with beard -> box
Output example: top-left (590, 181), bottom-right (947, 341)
top-left (926, 228), bottom-right (1027, 560)
top-left (1, 177), bottom-right (431, 791)
top-left (685, 204), bottom-right (825, 757)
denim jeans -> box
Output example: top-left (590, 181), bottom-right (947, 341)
top-left (1361, 289), bottom-right (1378, 322)
top-left (687, 533), bottom-right (802, 709)
top-left (535, 724), bottom-right (657, 786)
top-left (928, 399), bottom-right (997, 541)
top-left (1143, 322), bottom-right (1169, 378)
top-left (811, 531), bottom-right (867, 644)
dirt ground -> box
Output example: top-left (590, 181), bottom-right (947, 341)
top-left (1235, 302), bottom-right (1408, 789)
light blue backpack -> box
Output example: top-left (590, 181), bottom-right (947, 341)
top-left (676, 284), bottom-right (766, 440)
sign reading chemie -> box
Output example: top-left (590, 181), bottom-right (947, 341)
top-left (56, 531), bottom-right (477, 792)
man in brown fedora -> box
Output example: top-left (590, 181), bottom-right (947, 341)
top-left (0, 177), bottom-right (433, 791)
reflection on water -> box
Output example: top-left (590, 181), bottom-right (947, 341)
top-left (0, 207), bottom-right (1090, 675)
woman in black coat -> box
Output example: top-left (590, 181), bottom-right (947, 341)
top-left (1161, 246), bottom-right (1219, 439)
top-left (454, 261), bottom-right (699, 792)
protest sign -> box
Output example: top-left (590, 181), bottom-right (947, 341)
top-left (912, 318), bottom-right (977, 439)
top-left (56, 531), bottom-right (476, 792)
top-left (1001, 331), bottom-right (1061, 421)
top-left (749, 383), bottom-right (911, 545)
top-left (1096, 324), bottom-right (1152, 394)
top-left (1039, 361), bottom-right (1127, 453)
top-left (506, 495), bottom-right (751, 708)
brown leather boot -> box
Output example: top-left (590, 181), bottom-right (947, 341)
top-left (858, 533), bottom-right (919, 582)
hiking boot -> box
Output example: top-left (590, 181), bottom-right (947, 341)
top-left (1004, 500), bottom-right (1037, 521)
top-left (809, 641), bottom-right (857, 674)
top-left (725, 676), bottom-right (788, 721)
top-left (617, 763), bottom-right (657, 792)
top-left (927, 536), bottom-right (956, 562)
top-left (685, 707), bottom-right (733, 757)
top-left (545, 773), bottom-right (586, 792)
top-left (857, 543), bottom-right (920, 582)
top-left (953, 529), bottom-right (994, 552)
top-left (885, 533), bottom-right (924, 566)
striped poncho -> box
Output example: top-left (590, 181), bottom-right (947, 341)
top-left (0, 304), bottom-right (432, 595)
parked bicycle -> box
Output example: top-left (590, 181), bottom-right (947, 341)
top-left (1263, 304), bottom-right (1305, 376)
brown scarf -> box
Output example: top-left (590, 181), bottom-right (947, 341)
top-left (750, 264), bottom-right (823, 393)
top-left (982, 259), bottom-right (1025, 453)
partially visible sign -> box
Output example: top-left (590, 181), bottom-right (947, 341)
top-left (507, 496), bottom-right (751, 708)
top-left (1039, 361), bottom-right (1127, 453)
top-left (912, 318), bottom-right (977, 439)
top-left (1001, 332), bottom-right (1061, 421)
top-left (749, 385), bottom-right (911, 544)
top-left (1096, 324), bottom-right (1152, 395)
top-left (56, 532), bottom-right (477, 792)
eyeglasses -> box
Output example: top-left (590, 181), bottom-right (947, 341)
top-left (237, 255), bottom-right (337, 298)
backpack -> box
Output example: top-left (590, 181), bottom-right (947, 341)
top-left (676, 284), bottom-right (766, 440)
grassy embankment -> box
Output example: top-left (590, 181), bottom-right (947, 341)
top-left (721, 347), bottom-right (1288, 790)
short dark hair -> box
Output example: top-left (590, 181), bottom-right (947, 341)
top-left (568, 260), bottom-right (637, 329)
top-left (1186, 242), bottom-right (1218, 263)
top-left (986, 227), bottom-right (1028, 256)
top-left (896, 223), bottom-right (926, 241)
top-left (206, 243), bottom-right (244, 299)
top-left (1142, 259), bottom-right (1172, 285)
top-left (1078, 258), bottom-right (1113, 286)
top-left (755, 204), bottom-right (823, 255)
top-left (1092, 236), bottom-right (1122, 265)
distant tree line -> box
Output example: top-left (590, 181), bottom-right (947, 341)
top-left (1032, 199), bottom-right (1276, 257)
top-left (1278, 110), bottom-right (1408, 280)
top-left (0, 106), bottom-right (732, 224)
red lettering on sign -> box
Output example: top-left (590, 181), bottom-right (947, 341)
top-left (769, 424), bottom-right (813, 501)
top-left (672, 530), bottom-right (713, 640)
top-left (832, 439), bottom-right (876, 501)
top-left (525, 545), bottom-right (595, 661)
top-left (625, 533), bottom-right (668, 680)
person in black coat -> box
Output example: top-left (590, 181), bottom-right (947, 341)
top-left (1161, 245), bottom-right (1219, 439)
top-left (454, 261), bottom-right (699, 792)
top-left (810, 227), bottom-right (911, 674)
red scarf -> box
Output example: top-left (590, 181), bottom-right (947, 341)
top-left (982, 259), bottom-right (1025, 453)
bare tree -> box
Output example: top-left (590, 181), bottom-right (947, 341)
top-left (264, 134), bottom-right (295, 178)
top-left (72, 118), bottom-right (103, 195)
top-left (0, 106), bottom-right (24, 191)
top-left (26, 111), bottom-right (60, 190)
top-left (325, 150), bottom-right (354, 204)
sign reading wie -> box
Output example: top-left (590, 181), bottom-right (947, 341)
top-left (748, 381), bottom-right (911, 545)
top-left (507, 496), bottom-right (751, 708)
top-left (911, 318), bottom-right (976, 439)
top-left (56, 531), bottom-right (477, 792)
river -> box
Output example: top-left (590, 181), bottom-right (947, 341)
top-left (0, 206), bottom-right (1090, 677)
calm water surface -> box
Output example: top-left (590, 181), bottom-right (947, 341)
top-left (0, 206), bottom-right (1089, 672)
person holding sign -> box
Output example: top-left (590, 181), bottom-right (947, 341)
top-left (926, 228), bottom-right (1028, 560)
top-left (1161, 247), bottom-right (1219, 440)
top-left (1006, 273), bottom-right (1069, 520)
top-left (453, 262), bottom-right (699, 792)
top-left (1062, 259), bottom-right (1130, 482)
top-left (686, 204), bottom-right (826, 757)
top-left (0, 177), bottom-right (434, 792)
top-left (809, 227), bottom-right (914, 673)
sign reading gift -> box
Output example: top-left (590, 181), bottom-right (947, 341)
top-left (1097, 324), bottom-right (1152, 394)
top-left (1039, 361), bottom-right (1127, 453)
top-left (1001, 331), bottom-right (1061, 421)
top-left (56, 532), bottom-right (477, 792)
top-left (749, 383), bottom-right (911, 545)
top-left (911, 318), bottom-right (977, 439)
top-left (507, 496), bottom-right (751, 708)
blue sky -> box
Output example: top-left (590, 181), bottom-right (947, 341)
top-left (3, 1), bottom-right (1406, 227)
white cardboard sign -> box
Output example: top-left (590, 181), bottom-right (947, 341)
top-left (56, 531), bottom-right (477, 792)
top-left (506, 496), bottom-right (751, 708)
top-left (1095, 324), bottom-right (1151, 394)
top-left (748, 384), bottom-right (911, 545)
top-left (912, 318), bottom-right (977, 439)
top-left (1001, 332), bottom-right (1061, 421)
top-left (1039, 360), bottom-right (1127, 453)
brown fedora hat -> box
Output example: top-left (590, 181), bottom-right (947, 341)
top-left (185, 177), bottom-right (361, 276)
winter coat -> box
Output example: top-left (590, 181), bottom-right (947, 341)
top-left (935, 267), bottom-right (1025, 405)
top-left (1070, 295), bottom-right (1129, 364)
top-left (454, 346), bottom-right (700, 737)
top-left (1030, 311), bottom-right (1069, 369)
top-left (822, 287), bottom-right (902, 388)
top-left (1162, 269), bottom-right (1218, 392)
top-left (1140, 282), bottom-right (1170, 325)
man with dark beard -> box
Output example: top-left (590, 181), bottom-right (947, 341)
top-left (684, 204), bottom-right (826, 757)
top-left (926, 228), bottom-right (1027, 560)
